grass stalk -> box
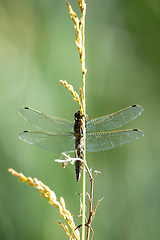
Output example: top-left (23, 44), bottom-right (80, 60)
top-left (79, 1), bottom-right (87, 239)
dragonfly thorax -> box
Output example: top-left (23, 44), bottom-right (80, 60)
top-left (73, 111), bottom-right (83, 138)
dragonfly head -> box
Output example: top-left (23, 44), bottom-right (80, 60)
top-left (74, 111), bottom-right (82, 121)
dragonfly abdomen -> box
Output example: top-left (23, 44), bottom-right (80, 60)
top-left (73, 110), bottom-right (84, 182)
top-left (75, 138), bottom-right (83, 181)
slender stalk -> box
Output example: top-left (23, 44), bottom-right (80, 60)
top-left (86, 179), bottom-right (93, 240)
top-left (66, 1), bottom-right (87, 238)
top-left (80, 2), bottom-right (87, 239)
top-left (82, 154), bottom-right (86, 240)
top-left (82, 79), bottom-right (86, 240)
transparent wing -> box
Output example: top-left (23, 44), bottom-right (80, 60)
top-left (86, 105), bottom-right (144, 132)
top-left (18, 107), bottom-right (73, 132)
top-left (19, 131), bottom-right (75, 153)
top-left (86, 129), bottom-right (144, 152)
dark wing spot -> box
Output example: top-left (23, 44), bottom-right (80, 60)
top-left (133, 129), bottom-right (138, 131)
top-left (23, 130), bottom-right (28, 133)
top-left (24, 107), bottom-right (29, 109)
top-left (132, 105), bottom-right (137, 108)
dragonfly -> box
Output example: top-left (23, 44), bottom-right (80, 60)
top-left (18, 104), bottom-right (144, 181)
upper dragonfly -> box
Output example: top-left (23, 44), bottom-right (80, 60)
top-left (18, 104), bottom-right (144, 181)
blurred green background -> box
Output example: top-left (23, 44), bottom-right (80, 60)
top-left (0, 0), bottom-right (160, 239)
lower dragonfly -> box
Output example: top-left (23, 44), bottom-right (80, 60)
top-left (18, 104), bottom-right (144, 181)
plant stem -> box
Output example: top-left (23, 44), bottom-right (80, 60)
top-left (86, 178), bottom-right (93, 240)
top-left (80, 2), bottom-right (86, 239)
